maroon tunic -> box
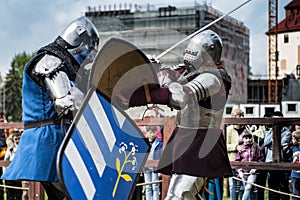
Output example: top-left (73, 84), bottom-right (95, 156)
top-left (157, 127), bottom-right (232, 178)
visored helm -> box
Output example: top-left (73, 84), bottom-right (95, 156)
top-left (55, 16), bottom-right (99, 67)
top-left (183, 29), bottom-right (222, 69)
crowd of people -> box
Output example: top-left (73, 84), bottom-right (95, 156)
top-left (226, 107), bottom-right (300, 200)
top-left (131, 106), bottom-right (300, 200)
top-left (1, 109), bottom-right (300, 200)
top-left (0, 111), bottom-right (27, 200)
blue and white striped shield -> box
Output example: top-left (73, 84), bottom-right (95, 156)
top-left (58, 91), bottom-right (149, 200)
top-left (57, 38), bottom-right (159, 199)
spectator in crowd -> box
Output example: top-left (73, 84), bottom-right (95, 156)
top-left (226, 108), bottom-right (247, 200)
top-left (143, 125), bottom-right (163, 200)
top-left (235, 130), bottom-right (265, 200)
top-left (6, 128), bottom-right (28, 200)
top-left (250, 112), bottom-right (274, 200)
top-left (251, 125), bottom-right (265, 148)
top-left (4, 130), bottom-right (22, 200)
top-left (0, 111), bottom-right (7, 200)
top-left (289, 124), bottom-right (300, 133)
top-left (264, 111), bottom-right (292, 200)
top-left (135, 109), bottom-right (163, 200)
top-left (152, 107), bottom-right (164, 141)
top-left (141, 109), bottom-right (163, 141)
top-left (290, 130), bottom-right (300, 200)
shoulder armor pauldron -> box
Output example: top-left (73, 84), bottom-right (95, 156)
top-left (34, 54), bottom-right (63, 78)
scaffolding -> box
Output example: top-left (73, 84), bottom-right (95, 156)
top-left (268, 0), bottom-right (279, 103)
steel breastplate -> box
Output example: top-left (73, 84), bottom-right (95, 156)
top-left (176, 99), bottom-right (224, 128)
top-left (176, 66), bottom-right (231, 128)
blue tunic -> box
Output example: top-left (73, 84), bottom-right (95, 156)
top-left (2, 59), bottom-right (64, 182)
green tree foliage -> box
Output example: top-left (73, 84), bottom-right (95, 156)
top-left (0, 75), bottom-right (4, 110)
top-left (4, 52), bottom-right (36, 122)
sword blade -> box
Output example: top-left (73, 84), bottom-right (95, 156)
top-left (157, 0), bottom-right (252, 59)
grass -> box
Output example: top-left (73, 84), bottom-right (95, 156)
top-left (222, 178), bottom-right (271, 200)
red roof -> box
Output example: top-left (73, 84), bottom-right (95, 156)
top-left (268, 0), bottom-right (300, 34)
top-left (285, 0), bottom-right (300, 9)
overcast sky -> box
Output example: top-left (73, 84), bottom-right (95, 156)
top-left (0, 0), bottom-right (291, 77)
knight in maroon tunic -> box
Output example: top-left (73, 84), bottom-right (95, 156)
top-left (130, 29), bottom-right (232, 199)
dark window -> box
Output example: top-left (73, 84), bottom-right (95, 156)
top-left (297, 65), bottom-right (300, 76)
top-left (226, 107), bottom-right (233, 115)
top-left (265, 107), bottom-right (275, 115)
top-left (245, 107), bottom-right (254, 115)
top-left (284, 34), bottom-right (289, 43)
top-left (287, 103), bottom-right (297, 112)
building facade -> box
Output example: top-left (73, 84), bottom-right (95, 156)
top-left (85, 3), bottom-right (250, 104)
top-left (275, 0), bottom-right (300, 79)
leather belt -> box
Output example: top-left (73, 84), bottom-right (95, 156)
top-left (24, 118), bottom-right (72, 130)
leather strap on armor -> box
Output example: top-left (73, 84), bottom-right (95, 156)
top-left (24, 118), bottom-right (72, 130)
top-left (143, 84), bottom-right (152, 104)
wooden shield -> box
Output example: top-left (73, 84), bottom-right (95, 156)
top-left (90, 37), bottom-right (160, 108)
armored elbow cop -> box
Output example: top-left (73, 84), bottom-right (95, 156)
top-left (185, 73), bottom-right (221, 102)
top-left (168, 82), bottom-right (187, 109)
top-left (34, 54), bottom-right (84, 114)
top-left (168, 72), bottom-right (221, 110)
top-left (45, 70), bottom-right (84, 114)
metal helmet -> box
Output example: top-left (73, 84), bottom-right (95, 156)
top-left (55, 16), bottom-right (100, 67)
top-left (183, 29), bottom-right (222, 69)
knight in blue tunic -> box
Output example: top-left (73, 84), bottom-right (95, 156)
top-left (1, 16), bottom-right (99, 199)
